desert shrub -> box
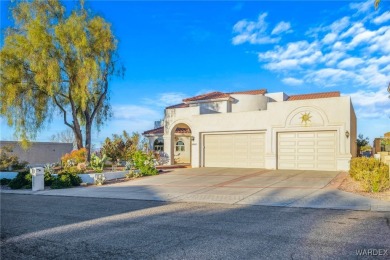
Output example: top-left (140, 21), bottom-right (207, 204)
top-left (0, 178), bottom-right (12, 185)
top-left (61, 148), bottom-right (87, 167)
top-left (90, 154), bottom-right (108, 173)
top-left (8, 171), bottom-right (32, 189)
top-left (0, 145), bottom-right (28, 171)
top-left (101, 131), bottom-right (140, 162)
top-left (349, 157), bottom-right (390, 192)
top-left (77, 162), bottom-right (87, 172)
top-left (132, 151), bottom-right (158, 176)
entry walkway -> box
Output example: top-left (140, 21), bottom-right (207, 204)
top-left (2, 168), bottom-right (389, 211)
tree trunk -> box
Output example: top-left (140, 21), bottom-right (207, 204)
top-left (73, 126), bottom-right (83, 150)
top-left (85, 121), bottom-right (92, 162)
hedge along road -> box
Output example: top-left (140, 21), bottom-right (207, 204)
top-left (1, 194), bottom-right (389, 259)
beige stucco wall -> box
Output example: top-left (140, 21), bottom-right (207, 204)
top-left (230, 94), bottom-right (268, 112)
top-left (0, 141), bottom-right (73, 165)
top-left (162, 96), bottom-right (356, 171)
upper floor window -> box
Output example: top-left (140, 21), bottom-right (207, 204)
top-left (175, 141), bottom-right (185, 151)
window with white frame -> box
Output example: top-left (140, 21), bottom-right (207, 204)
top-left (175, 141), bottom-right (185, 151)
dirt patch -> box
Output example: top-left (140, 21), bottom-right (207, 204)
top-left (337, 175), bottom-right (390, 202)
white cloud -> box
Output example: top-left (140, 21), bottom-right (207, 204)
top-left (321, 51), bottom-right (346, 66)
top-left (258, 41), bottom-right (322, 70)
top-left (232, 13), bottom-right (283, 45)
top-left (337, 57), bottom-right (364, 69)
top-left (349, 0), bottom-right (373, 14)
top-left (282, 77), bottom-right (303, 86)
top-left (112, 105), bottom-right (159, 120)
top-left (271, 21), bottom-right (292, 35)
top-left (373, 12), bottom-right (390, 25)
top-left (264, 59), bottom-right (300, 71)
top-left (304, 68), bottom-right (360, 87)
top-left (322, 33), bottom-right (337, 44)
top-left (143, 92), bottom-right (187, 107)
top-left (330, 17), bottom-right (350, 33)
top-left (348, 88), bottom-right (390, 119)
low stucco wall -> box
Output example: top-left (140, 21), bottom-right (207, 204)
top-left (78, 171), bottom-right (127, 184)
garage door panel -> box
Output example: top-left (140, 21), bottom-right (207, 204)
top-left (297, 133), bottom-right (315, 138)
top-left (318, 141), bottom-right (335, 146)
top-left (205, 133), bottom-right (265, 168)
top-left (297, 155), bottom-right (315, 160)
top-left (297, 148), bottom-right (315, 153)
top-left (280, 141), bottom-right (295, 146)
top-left (317, 132), bottom-right (336, 138)
top-left (278, 131), bottom-right (337, 171)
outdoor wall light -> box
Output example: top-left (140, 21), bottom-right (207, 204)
top-left (191, 136), bottom-right (195, 141)
top-left (345, 130), bottom-right (350, 139)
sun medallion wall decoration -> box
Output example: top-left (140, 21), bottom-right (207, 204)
top-left (300, 112), bottom-right (312, 126)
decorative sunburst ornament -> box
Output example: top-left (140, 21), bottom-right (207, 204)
top-left (300, 112), bottom-right (312, 126)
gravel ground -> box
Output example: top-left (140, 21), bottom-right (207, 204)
top-left (338, 175), bottom-right (390, 202)
top-left (1, 194), bottom-right (390, 259)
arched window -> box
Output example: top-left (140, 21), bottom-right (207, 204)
top-left (175, 141), bottom-right (185, 152)
top-left (154, 139), bottom-right (164, 151)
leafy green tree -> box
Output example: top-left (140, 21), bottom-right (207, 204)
top-left (357, 134), bottom-right (370, 147)
top-left (0, 0), bottom-right (123, 160)
top-left (101, 131), bottom-right (140, 162)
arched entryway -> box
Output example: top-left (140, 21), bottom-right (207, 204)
top-left (171, 123), bottom-right (192, 165)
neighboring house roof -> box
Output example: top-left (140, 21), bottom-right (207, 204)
top-left (143, 127), bottom-right (164, 135)
top-left (143, 126), bottom-right (191, 135)
top-left (287, 91), bottom-right (340, 101)
top-left (228, 89), bottom-right (267, 95)
top-left (166, 103), bottom-right (190, 109)
top-left (183, 91), bottom-right (231, 102)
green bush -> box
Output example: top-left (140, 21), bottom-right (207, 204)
top-left (349, 157), bottom-right (390, 192)
top-left (8, 171), bottom-right (32, 189)
top-left (53, 171), bottom-right (82, 188)
top-left (44, 172), bottom-right (54, 186)
top-left (132, 151), bottom-right (158, 176)
top-left (51, 174), bottom-right (72, 189)
top-left (0, 178), bottom-right (12, 185)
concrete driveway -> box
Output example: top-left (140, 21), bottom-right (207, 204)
top-left (3, 167), bottom-right (389, 211)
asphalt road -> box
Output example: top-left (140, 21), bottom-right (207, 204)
top-left (1, 194), bottom-right (389, 259)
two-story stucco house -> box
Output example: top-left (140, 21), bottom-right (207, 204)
top-left (143, 89), bottom-right (357, 171)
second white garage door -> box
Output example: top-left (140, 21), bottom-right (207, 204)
top-left (278, 131), bottom-right (337, 170)
top-left (204, 133), bottom-right (265, 168)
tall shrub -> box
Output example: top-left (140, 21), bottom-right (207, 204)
top-left (349, 157), bottom-right (390, 192)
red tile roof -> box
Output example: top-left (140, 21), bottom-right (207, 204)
top-left (166, 103), bottom-right (189, 109)
top-left (183, 92), bottom-right (231, 102)
top-left (143, 127), bottom-right (191, 135)
top-left (228, 89), bottom-right (267, 95)
top-left (143, 127), bottom-right (164, 135)
top-left (287, 91), bottom-right (340, 101)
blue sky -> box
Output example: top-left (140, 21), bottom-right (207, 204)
top-left (1, 0), bottom-right (389, 147)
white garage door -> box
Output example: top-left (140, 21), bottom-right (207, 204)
top-left (278, 131), bottom-right (337, 170)
top-left (204, 133), bottom-right (265, 168)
